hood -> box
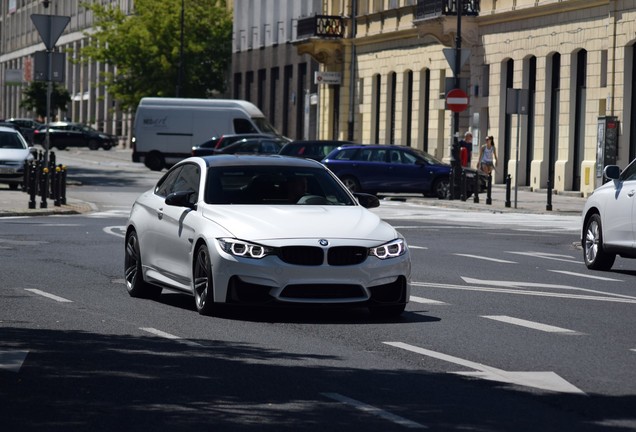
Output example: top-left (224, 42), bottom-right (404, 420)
top-left (200, 205), bottom-right (397, 242)
top-left (0, 148), bottom-right (31, 163)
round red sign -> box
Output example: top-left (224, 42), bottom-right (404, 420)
top-left (446, 88), bottom-right (469, 113)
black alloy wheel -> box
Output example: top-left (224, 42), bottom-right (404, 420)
top-left (193, 244), bottom-right (215, 315)
top-left (124, 230), bottom-right (162, 299)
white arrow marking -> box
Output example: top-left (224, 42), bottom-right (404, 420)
top-left (384, 342), bottom-right (585, 394)
top-left (0, 350), bottom-right (28, 373)
top-left (410, 296), bottom-right (448, 305)
top-left (103, 225), bottom-right (126, 238)
top-left (454, 254), bottom-right (517, 263)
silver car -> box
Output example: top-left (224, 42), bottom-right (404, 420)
top-left (0, 126), bottom-right (35, 190)
top-left (125, 155), bottom-right (411, 317)
top-left (581, 158), bottom-right (636, 270)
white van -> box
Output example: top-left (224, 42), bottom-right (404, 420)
top-left (132, 97), bottom-right (279, 170)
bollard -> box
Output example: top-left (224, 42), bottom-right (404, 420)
top-left (486, 174), bottom-right (492, 205)
top-left (40, 167), bottom-right (49, 209)
top-left (505, 175), bottom-right (512, 208)
top-left (546, 179), bottom-right (553, 211)
top-left (460, 170), bottom-right (467, 201)
top-left (53, 166), bottom-right (61, 207)
top-left (28, 163), bottom-right (37, 209)
top-left (60, 165), bottom-right (67, 205)
top-left (473, 171), bottom-right (480, 203)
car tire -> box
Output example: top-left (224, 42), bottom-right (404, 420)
top-left (369, 304), bottom-right (406, 319)
top-left (145, 152), bottom-right (165, 171)
top-left (124, 230), bottom-right (162, 299)
top-left (433, 177), bottom-right (450, 199)
top-left (193, 244), bottom-right (215, 316)
top-left (583, 213), bottom-right (616, 271)
top-left (88, 139), bottom-right (100, 150)
top-left (55, 144), bottom-right (67, 150)
top-left (102, 142), bottom-right (112, 151)
top-left (8, 183), bottom-right (19, 191)
top-left (340, 176), bottom-right (360, 193)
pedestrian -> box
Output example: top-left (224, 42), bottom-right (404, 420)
top-left (459, 131), bottom-right (473, 167)
top-left (478, 135), bottom-right (498, 175)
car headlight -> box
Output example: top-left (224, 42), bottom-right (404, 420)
top-left (217, 238), bottom-right (275, 259)
top-left (369, 238), bottom-right (407, 259)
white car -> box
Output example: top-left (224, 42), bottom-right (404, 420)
top-left (0, 126), bottom-right (35, 190)
top-left (582, 159), bottom-right (636, 270)
top-left (125, 155), bottom-right (411, 317)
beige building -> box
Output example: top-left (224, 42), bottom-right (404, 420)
top-left (296, 0), bottom-right (636, 194)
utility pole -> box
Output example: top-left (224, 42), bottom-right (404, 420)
top-left (176, 0), bottom-right (185, 97)
top-left (347, 0), bottom-right (357, 141)
top-left (450, 0), bottom-right (463, 200)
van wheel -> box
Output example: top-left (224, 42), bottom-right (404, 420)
top-left (145, 152), bottom-right (164, 171)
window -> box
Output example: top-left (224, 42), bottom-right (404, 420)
top-left (155, 164), bottom-right (200, 202)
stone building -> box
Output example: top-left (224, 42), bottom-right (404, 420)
top-left (294, 0), bottom-right (636, 194)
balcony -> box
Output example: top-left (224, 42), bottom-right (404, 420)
top-left (415, 0), bottom-right (480, 20)
top-left (296, 15), bottom-right (345, 40)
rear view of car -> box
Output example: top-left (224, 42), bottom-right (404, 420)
top-left (279, 140), bottom-right (354, 161)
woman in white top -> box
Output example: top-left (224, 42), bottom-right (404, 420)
top-left (478, 135), bottom-right (498, 175)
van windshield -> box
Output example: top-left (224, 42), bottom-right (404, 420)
top-left (252, 117), bottom-right (280, 135)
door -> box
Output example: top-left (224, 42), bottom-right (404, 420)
top-left (603, 160), bottom-right (636, 248)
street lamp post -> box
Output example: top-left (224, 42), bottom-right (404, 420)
top-left (176, 0), bottom-right (184, 97)
top-left (450, 0), bottom-right (463, 200)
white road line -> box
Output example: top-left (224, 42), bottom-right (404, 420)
top-left (104, 226), bottom-right (126, 238)
top-left (630, 349), bottom-right (636, 353)
top-left (140, 327), bottom-right (203, 347)
top-left (507, 251), bottom-right (581, 264)
top-left (454, 254), bottom-right (517, 263)
top-left (549, 270), bottom-right (622, 282)
top-left (412, 281), bottom-right (636, 304)
top-left (410, 296), bottom-right (448, 305)
top-left (408, 245), bottom-right (428, 250)
top-left (24, 288), bottom-right (72, 303)
top-left (321, 393), bottom-right (426, 429)
top-left (482, 315), bottom-right (582, 334)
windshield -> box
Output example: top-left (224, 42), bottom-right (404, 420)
top-left (0, 132), bottom-right (27, 149)
top-left (205, 166), bottom-right (355, 206)
top-left (252, 117), bottom-right (280, 135)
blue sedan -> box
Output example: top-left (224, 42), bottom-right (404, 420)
top-left (322, 144), bottom-right (486, 199)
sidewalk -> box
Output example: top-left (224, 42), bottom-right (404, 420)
top-left (0, 183), bottom-right (585, 218)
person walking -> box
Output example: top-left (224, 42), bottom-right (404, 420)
top-left (478, 135), bottom-right (498, 175)
top-left (459, 131), bottom-right (473, 167)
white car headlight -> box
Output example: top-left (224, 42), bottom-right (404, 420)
top-left (218, 238), bottom-right (275, 259)
top-left (369, 238), bottom-right (407, 259)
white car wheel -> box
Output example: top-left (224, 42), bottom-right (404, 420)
top-left (583, 214), bottom-right (616, 271)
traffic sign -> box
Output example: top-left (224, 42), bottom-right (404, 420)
top-left (446, 88), bottom-right (469, 113)
top-left (31, 14), bottom-right (70, 51)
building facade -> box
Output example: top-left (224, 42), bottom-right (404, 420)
top-left (295, 0), bottom-right (636, 195)
top-left (0, 0), bottom-right (134, 144)
top-left (231, 0), bottom-right (322, 140)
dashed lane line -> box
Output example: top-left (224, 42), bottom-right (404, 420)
top-left (409, 296), bottom-right (448, 305)
top-left (454, 253), bottom-right (517, 263)
top-left (549, 270), bottom-right (622, 282)
top-left (139, 327), bottom-right (203, 347)
top-left (24, 289), bottom-right (72, 303)
top-left (481, 315), bottom-right (583, 335)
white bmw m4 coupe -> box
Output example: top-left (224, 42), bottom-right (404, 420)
top-left (125, 155), bottom-right (411, 318)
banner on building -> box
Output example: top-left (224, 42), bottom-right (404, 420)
top-left (5, 69), bottom-right (23, 86)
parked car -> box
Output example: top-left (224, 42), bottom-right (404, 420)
top-left (6, 118), bottom-right (42, 145)
top-left (278, 140), bottom-right (354, 161)
top-left (212, 136), bottom-right (289, 155)
top-left (191, 133), bottom-right (280, 156)
top-left (125, 154), bottom-right (411, 317)
top-left (33, 122), bottom-right (118, 150)
top-left (581, 159), bottom-right (636, 270)
top-left (322, 144), bottom-right (487, 199)
top-left (0, 126), bottom-right (35, 190)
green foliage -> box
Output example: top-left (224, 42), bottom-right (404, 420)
top-left (20, 81), bottom-right (71, 120)
top-left (75, 0), bottom-right (232, 111)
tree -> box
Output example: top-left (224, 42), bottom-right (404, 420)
top-left (75, 0), bottom-right (232, 112)
top-left (20, 81), bottom-right (71, 121)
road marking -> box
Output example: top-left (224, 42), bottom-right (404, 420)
top-left (482, 315), bottom-right (582, 334)
top-left (461, 277), bottom-right (636, 301)
top-left (507, 251), bottom-right (581, 264)
top-left (104, 225), bottom-right (126, 238)
top-left (24, 288), bottom-right (72, 303)
top-left (454, 254), bottom-right (517, 263)
top-left (549, 270), bottom-right (622, 282)
top-left (411, 280), bottom-right (636, 304)
top-left (140, 327), bottom-right (203, 347)
top-left (408, 245), bottom-right (428, 250)
top-left (410, 296), bottom-right (448, 305)
top-left (0, 350), bottom-right (28, 373)
top-left (322, 392), bottom-right (426, 429)
top-left (384, 342), bottom-right (585, 394)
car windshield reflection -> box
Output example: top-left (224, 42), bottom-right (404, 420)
top-left (205, 166), bottom-right (355, 205)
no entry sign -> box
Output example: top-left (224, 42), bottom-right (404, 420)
top-left (446, 88), bottom-right (469, 113)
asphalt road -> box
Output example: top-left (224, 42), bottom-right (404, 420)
top-left (1, 149), bottom-right (635, 431)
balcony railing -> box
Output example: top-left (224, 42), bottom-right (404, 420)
top-left (415, 0), bottom-right (480, 20)
top-left (297, 15), bottom-right (344, 40)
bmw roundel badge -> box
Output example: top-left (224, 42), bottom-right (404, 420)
top-left (319, 239), bottom-right (329, 247)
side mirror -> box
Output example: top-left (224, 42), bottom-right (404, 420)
top-left (603, 165), bottom-right (620, 180)
top-left (165, 191), bottom-right (197, 210)
top-left (354, 193), bottom-right (380, 209)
